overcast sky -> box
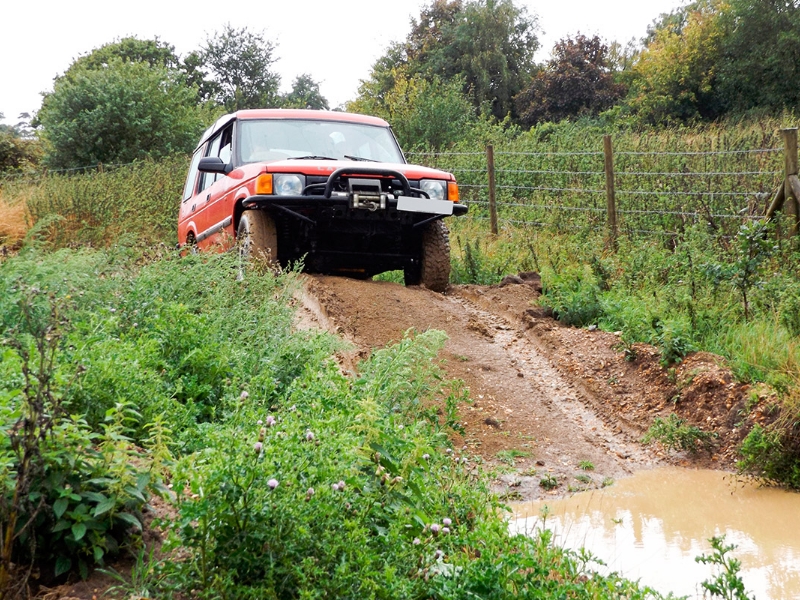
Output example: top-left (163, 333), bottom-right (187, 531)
top-left (0, 0), bottom-right (685, 127)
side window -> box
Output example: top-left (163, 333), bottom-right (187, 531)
top-left (183, 149), bottom-right (203, 201)
top-left (198, 124), bottom-right (234, 193)
top-left (198, 134), bottom-right (222, 193)
top-left (219, 127), bottom-right (233, 165)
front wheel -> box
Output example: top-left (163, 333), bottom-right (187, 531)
top-left (237, 210), bottom-right (278, 266)
top-left (407, 219), bottom-right (450, 292)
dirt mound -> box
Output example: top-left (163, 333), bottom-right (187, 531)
top-left (296, 273), bottom-right (764, 500)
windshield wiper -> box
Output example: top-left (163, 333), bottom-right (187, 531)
top-left (289, 155), bottom-right (337, 160)
top-left (345, 155), bottom-right (378, 162)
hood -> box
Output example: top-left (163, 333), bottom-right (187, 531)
top-left (263, 159), bottom-right (455, 181)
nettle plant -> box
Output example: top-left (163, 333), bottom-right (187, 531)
top-left (0, 286), bottom-right (166, 593)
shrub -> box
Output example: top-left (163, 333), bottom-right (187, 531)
top-left (540, 265), bottom-right (603, 327)
top-left (642, 413), bottom-right (716, 454)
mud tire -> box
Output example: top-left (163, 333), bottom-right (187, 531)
top-left (420, 219), bottom-right (451, 292)
top-left (237, 210), bottom-right (278, 266)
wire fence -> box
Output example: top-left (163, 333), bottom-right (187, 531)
top-left (408, 140), bottom-right (786, 241)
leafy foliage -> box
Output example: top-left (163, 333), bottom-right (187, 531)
top-left (36, 60), bottom-right (204, 170)
top-left (61, 36), bottom-right (181, 78)
top-left (715, 0), bottom-right (800, 113)
top-left (354, 0), bottom-right (538, 123)
top-left (0, 286), bottom-right (165, 590)
top-left (642, 414), bottom-right (716, 454)
top-left (695, 536), bottom-right (755, 600)
top-left (198, 24), bottom-right (281, 111)
top-left (515, 35), bottom-right (626, 126)
top-left (0, 115), bottom-right (42, 173)
top-left (281, 74), bottom-right (330, 110)
top-left (627, 0), bottom-right (725, 125)
top-left (350, 72), bottom-right (476, 149)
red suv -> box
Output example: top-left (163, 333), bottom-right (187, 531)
top-left (178, 109), bottom-right (466, 291)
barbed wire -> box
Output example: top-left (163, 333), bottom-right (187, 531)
top-left (495, 168), bottom-right (605, 176)
top-left (615, 148), bottom-right (781, 156)
top-left (616, 170), bottom-right (782, 177)
top-left (497, 184), bottom-right (606, 194)
top-left (499, 202), bottom-right (606, 213)
top-left (616, 189), bottom-right (768, 198)
top-left (496, 150), bottom-right (604, 157)
top-left (617, 208), bottom-right (762, 220)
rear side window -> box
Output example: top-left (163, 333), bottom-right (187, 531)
top-left (183, 149), bottom-right (203, 201)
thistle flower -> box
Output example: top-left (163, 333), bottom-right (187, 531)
top-left (305, 488), bottom-right (315, 500)
top-left (305, 429), bottom-right (315, 441)
top-left (254, 442), bottom-right (263, 454)
top-left (434, 549), bottom-right (443, 559)
top-left (268, 478), bottom-right (279, 489)
top-left (337, 480), bottom-right (345, 490)
top-left (442, 518), bottom-right (452, 527)
top-left (442, 527), bottom-right (450, 535)
top-left (332, 482), bottom-right (340, 492)
top-left (266, 415), bottom-right (276, 427)
top-left (445, 448), bottom-right (453, 454)
top-left (413, 538), bottom-right (421, 545)
top-left (430, 523), bottom-right (441, 535)
top-left (240, 391), bottom-right (249, 401)
top-left (422, 454), bottom-right (430, 460)
top-left (257, 419), bottom-right (263, 426)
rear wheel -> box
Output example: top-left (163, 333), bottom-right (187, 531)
top-left (237, 210), bottom-right (278, 265)
top-left (406, 219), bottom-right (450, 292)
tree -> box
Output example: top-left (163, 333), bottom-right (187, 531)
top-left (626, 0), bottom-right (725, 125)
top-left (411, 0), bottom-right (539, 119)
top-left (36, 60), bottom-right (204, 169)
top-left (282, 74), bottom-right (329, 110)
top-left (514, 35), bottom-right (626, 126)
top-left (0, 113), bottom-right (42, 172)
top-left (63, 36), bottom-right (181, 76)
top-left (349, 71), bottom-right (475, 149)
top-left (714, 0), bottom-right (800, 112)
top-left (199, 24), bottom-right (281, 110)
top-left (354, 0), bottom-right (538, 121)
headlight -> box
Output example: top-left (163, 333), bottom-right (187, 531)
top-left (420, 179), bottom-right (446, 201)
top-left (274, 174), bottom-right (305, 196)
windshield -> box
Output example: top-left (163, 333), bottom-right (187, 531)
top-left (238, 119), bottom-right (405, 164)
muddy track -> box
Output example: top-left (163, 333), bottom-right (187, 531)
top-left (295, 274), bottom-right (747, 501)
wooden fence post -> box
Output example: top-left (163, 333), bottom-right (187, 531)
top-left (782, 128), bottom-right (799, 237)
top-left (487, 144), bottom-right (498, 235)
top-left (603, 135), bottom-right (618, 249)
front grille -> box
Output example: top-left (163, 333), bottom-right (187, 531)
top-left (304, 175), bottom-right (408, 197)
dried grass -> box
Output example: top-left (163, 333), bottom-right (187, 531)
top-left (0, 189), bottom-right (30, 246)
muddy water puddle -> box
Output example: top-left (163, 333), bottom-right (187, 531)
top-left (511, 467), bottom-right (800, 599)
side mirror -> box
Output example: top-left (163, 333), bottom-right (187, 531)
top-left (198, 156), bottom-right (233, 174)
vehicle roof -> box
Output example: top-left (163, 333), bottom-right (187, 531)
top-left (195, 109), bottom-right (391, 150)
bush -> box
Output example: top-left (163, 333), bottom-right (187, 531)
top-left (36, 59), bottom-right (204, 170)
top-left (642, 413), bottom-right (716, 454)
top-left (540, 265), bottom-right (603, 327)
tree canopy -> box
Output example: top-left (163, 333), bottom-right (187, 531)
top-left (198, 24), bottom-right (281, 111)
top-left (36, 60), bottom-right (204, 169)
top-left (282, 75), bottom-right (330, 110)
top-left (514, 34), bottom-right (625, 126)
top-left (63, 37), bottom-right (181, 77)
top-left (355, 0), bottom-right (538, 122)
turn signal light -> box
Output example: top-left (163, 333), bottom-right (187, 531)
top-left (256, 173), bottom-right (273, 195)
top-left (448, 181), bottom-right (460, 202)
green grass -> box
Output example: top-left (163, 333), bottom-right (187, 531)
top-left (1, 245), bottom-right (668, 598)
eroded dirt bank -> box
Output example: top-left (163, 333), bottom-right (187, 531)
top-left (296, 274), bottom-right (758, 501)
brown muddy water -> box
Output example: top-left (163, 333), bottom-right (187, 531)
top-left (510, 467), bottom-right (800, 599)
